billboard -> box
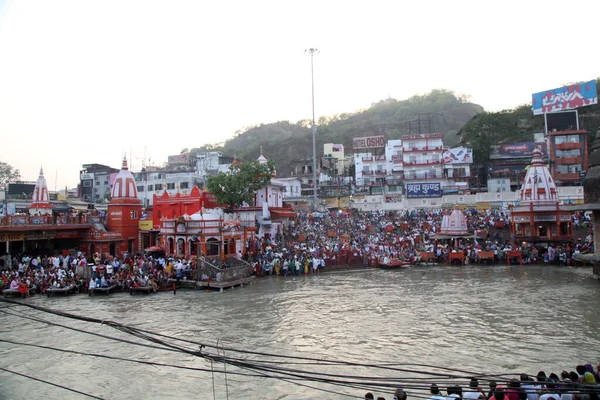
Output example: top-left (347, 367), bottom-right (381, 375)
top-left (443, 147), bottom-right (473, 164)
top-left (406, 183), bottom-right (441, 198)
top-left (402, 133), bottom-right (443, 140)
top-left (353, 135), bottom-right (385, 150)
top-left (489, 142), bottom-right (547, 160)
top-left (532, 80), bottom-right (598, 115)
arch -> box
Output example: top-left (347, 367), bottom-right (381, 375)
top-left (168, 237), bottom-right (174, 255)
top-left (109, 243), bottom-right (116, 256)
top-left (226, 238), bottom-right (236, 255)
top-left (189, 238), bottom-right (197, 256)
top-left (89, 243), bottom-right (95, 256)
top-left (206, 238), bottom-right (220, 256)
top-left (177, 238), bottom-right (185, 256)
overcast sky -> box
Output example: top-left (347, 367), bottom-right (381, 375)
top-left (1, 0), bottom-right (599, 189)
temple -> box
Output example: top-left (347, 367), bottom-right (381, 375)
top-left (28, 167), bottom-right (52, 216)
top-left (439, 207), bottom-right (469, 236)
top-left (510, 148), bottom-right (573, 243)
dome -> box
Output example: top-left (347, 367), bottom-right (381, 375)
top-left (439, 207), bottom-right (469, 236)
top-left (520, 148), bottom-right (558, 203)
top-left (111, 157), bottom-right (139, 202)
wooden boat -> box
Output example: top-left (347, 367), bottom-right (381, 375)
top-left (378, 258), bottom-right (412, 269)
top-left (89, 285), bottom-right (116, 296)
top-left (129, 285), bottom-right (154, 295)
top-left (47, 285), bottom-right (77, 297)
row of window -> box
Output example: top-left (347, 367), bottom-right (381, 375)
top-left (555, 149), bottom-right (581, 158)
top-left (137, 182), bottom-right (194, 192)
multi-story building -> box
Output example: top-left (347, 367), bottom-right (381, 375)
top-left (548, 129), bottom-right (588, 185)
top-left (402, 133), bottom-right (444, 182)
top-left (196, 151), bottom-right (234, 181)
top-left (134, 170), bottom-right (204, 207)
top-left (79, 163), bottom-right (120, 203)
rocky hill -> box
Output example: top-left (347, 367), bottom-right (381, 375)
top-left (188, 89), bottom-right (484, 177)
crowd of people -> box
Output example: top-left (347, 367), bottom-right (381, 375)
top-left (362, 364), bottom-right (600, 400)
top-left (242, 209), bottom-right (593, 275)
top-left (0, 208), bottom-right (594, 295)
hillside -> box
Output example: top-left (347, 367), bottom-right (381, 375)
top-left (188, 89), bottom-right (484, 177)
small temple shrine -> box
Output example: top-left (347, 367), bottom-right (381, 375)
top-left (439, 207), bottom-right (469, 236)
top-left (510, 148), bottom-right (573, 243)
top-left (28, 167), bottom-right (52, 218)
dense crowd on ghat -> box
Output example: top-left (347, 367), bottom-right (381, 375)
top-left (361, 364), bottom-right (600, 400)
top-left (0, 209), bottom-right (594, 295)
top-left (245, 209), bottom-right (594, 275)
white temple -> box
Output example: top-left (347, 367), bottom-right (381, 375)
top-left (28, 167), bottom-right (52, 216)
top-left (519, 148), bottom-right (558, 204)
top-left (439, 207), bottom-right (469, 236)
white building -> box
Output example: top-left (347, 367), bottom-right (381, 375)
top-left (402, 133), bottom-right (444, 182)
top-left (271, 177), bottom-right (303, 199)
top-left (135, 171), bottom-right (203, 207)
top-left (196, 151), bottom-right (233, 179)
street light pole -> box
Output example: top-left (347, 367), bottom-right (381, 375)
top-left (306, 48), bottom-right (319, 209)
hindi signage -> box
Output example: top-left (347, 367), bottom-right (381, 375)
top-left (490, 142), bottom-right (547, 160)
top-left (0, 232), bottom-right (24, 242)
top-left (532, 81), bottom-right (598, 115)
top-left (402, 133), bottom-right (443, 140)
top-left (406, 183), bottom-right (441, 198)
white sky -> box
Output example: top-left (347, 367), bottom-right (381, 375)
top-left (1, 0), bottom-right (599, 189)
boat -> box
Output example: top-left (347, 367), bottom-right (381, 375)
top-left (377, 258), bottom-right (412, 269)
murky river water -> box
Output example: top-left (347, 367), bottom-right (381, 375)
top-left (1, 265), bottom-right (600, 400)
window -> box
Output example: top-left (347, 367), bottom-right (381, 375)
top-left (104, 180), bottom-right (109, 185)
top-left (83, 181), bottom-right (92, 187)
top-left (180, 182), bottom-right (189, 189)
top-left (409, 156), bottom-right (417, 164)
top-left (137, 185), bottom-right (145, 192)
top-left (130, 210), bottom-right (138, 220)
top-left (147, 184), bottom-right (153, 191)
top-left (155, 185), bottom-right (163, 192)
top-left (167, 183), bottom-right (175, 190)
top-left (556, 149), bottom-right (581, 157)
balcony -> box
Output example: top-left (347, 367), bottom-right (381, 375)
top-left (403, 146), bottom-right (443, 153)
top-left (556, 142), bottom-right (581, 150)
top-left (555, 157), bottom-right (582, 165)
top-left (362, 156), bottom-right (373, 162)
top-left (374, 155), bottom-right (386, 161)
top-left (362, 170), bottom-right (374, 175)
top-left (554, 172), bottom-right (580, 181)
top-left (404, 160), bottom-right (442, 167)
top-left (403, 174), bottom-right (443, 181)
top-left (374, 169), bottom-right (387, 175)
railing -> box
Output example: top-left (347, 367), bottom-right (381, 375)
top-left (404, 160), bottom-right (441, 166)
top-left (362, 156), bottom-right (373, 162)
top-left (556, 142), bottom-right (580, 150)
top-left (197, 255), bottom-right (254, 282)
top-left (403, 146), bottom-right (442, 152)
top-left (555, 157), bottom-right (582, 164)
top-left (403, 174), bottom-right (443, 180)
top-left (1, 215), bottom-right (101, 226)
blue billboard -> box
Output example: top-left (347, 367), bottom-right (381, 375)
top-left (532, 80), bottom-right (598, 115)
top-left (406, 183), bottom-right (441, 198)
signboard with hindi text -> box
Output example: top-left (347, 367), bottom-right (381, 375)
top-left (0, 233), bottom-right (24, 242)
top-left (532, 81), bottom-right (598, 115)
top-left (406, 183), bottom-right (442, 198)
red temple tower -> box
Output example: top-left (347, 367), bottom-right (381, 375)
top-left (107, 157), bottom-right (142, 255)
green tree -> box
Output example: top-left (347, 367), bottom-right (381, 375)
top-left (0, 162), bottom-right (20, 189)
top-left (206, 160), bottom-right (275, 212)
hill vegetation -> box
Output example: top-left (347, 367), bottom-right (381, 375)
top-left (186, 89), bottom-right (484, 177)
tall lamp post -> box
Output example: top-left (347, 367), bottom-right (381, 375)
top-left (306, 48), bottom-right (319, 209)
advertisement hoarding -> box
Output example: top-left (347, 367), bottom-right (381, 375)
top-left (443, 147), bottom-right (473, 164)
top-left (402, 133), bottom-right (443, 140)
top-left (406, 183), bottom-right (441, 198)
top-left (352, 135), bottom-right (385, 150)
top-left (532, 80), bottom-right (598, 115)
top-left (489, 142), bottom-right (547, 160)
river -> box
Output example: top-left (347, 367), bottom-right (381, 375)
top-left (1, 265), bottom-right (600, 400)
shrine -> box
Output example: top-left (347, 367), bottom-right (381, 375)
top-left (510, 148), bottom-right (573, 243)
top-left (28, 167), bottom-right (52, 220)
top-left (439, 207), bottom-right (469, 236)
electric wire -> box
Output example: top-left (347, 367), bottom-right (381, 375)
top-left (0, 366), bottom-right (105, 399)
top-left (2, 299), bottom-right (591, 397)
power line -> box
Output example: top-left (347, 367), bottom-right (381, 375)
top-left (0, 366), bottom-right (105, 400)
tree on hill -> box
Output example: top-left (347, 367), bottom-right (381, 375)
top-left (206, 160), bottom-right (275, 212)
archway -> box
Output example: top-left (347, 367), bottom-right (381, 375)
top-left (109, 243), bottom-right (116, 256)
top-left (177, 239), bottom-right (185, 256)
top-left (206, 238), bottom-right (220, 256)
top-left (89, 244), bottom-right (95, 256)
top-left (168, 237), bottom-right (174, 255)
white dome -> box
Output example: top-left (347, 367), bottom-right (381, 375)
top-left (520, 148), bottom-right (558, 203)
top-left (111, 157), bottom-right (138, 199)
